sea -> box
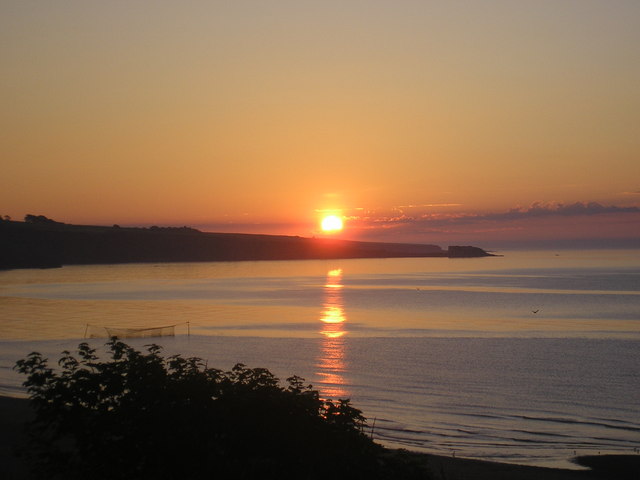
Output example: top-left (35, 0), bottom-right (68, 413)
top-left (1, 249), bottom-right (639, 468)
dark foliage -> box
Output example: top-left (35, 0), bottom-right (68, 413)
top-left (15, 340), bottom-right (426, 480)
top-left (24, 214), bottom-right (61, 224)
top-left (147, 225), bottom-right (201, 233)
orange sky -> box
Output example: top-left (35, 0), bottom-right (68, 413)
top-left (1, 2), bottom-right (639, 247)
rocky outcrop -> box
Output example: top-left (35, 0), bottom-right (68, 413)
top-left (447, 245), bottom-right (494, 257)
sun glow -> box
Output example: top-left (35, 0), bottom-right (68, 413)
top-left (321, 215), bottom-right (344, 233)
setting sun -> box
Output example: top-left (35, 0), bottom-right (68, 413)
top-left (321, 215), bottom-right (344, 233)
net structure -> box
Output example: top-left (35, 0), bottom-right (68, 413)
top-left (85, 323), bottom-right (189, 339)
top-left (104, 325), bottom-right (176, 338)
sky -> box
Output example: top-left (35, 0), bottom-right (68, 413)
top-left (1, 1), bottom-right (639, 248)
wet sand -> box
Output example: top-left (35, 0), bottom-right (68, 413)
top-left (1, 396), bottom-right (638, 479)
top-left (415, 452), bottom-right (640, 479)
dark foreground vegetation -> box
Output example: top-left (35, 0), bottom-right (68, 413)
top-left (0, 216), bottom-right (492, 269)
top-left (14, 340), bottom-right (429, 480)
top-left (9, 340), bottom-right (640, 479)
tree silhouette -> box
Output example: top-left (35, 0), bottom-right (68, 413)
top-left (24, 214), bottom-right (59, 224)
top-left (14, 339), bottom-right (419, 480)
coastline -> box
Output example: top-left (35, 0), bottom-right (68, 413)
top-left (0, 220), bottom-right (493, 270)
top-left (2, 395), bottom-right (638, 479)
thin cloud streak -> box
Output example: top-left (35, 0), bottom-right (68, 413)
top-left (344, 201), bottom-right (640, 247)
top-left (395, 204), bottom-right (463, 209)
top-left (349, 202), bottom-right (640, 229)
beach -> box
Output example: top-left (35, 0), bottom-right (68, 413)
top-left (2, 395), bottom-right (638, 480)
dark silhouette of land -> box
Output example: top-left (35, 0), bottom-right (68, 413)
top-left (0, 217), bottom-right (493, 270)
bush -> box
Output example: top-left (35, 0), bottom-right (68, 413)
top-left (15, 339), bottom-right (391, 480)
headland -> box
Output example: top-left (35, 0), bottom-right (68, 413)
top-left (0, 218), bottom-right (493, 270)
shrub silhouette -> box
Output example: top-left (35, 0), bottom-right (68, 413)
top-left (15, 339), bottom-right (411, 480)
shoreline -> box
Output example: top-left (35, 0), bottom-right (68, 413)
top-left (2, 396), bottom-right (638, 479)
top-left (0, 219), bottom-right (493, 270)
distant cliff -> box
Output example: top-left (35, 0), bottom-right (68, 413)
top-left (0, 220), bottom-right (493, 270)
top-left (447, 245), bottom-right (494, 258)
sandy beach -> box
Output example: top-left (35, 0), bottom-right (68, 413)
top-left (2, 396), bottom-right (638, 480)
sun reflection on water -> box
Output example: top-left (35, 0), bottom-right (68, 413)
top-left (317, 268), bottom-right (348, 399)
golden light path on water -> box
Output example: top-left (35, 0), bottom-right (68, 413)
top-left (316, 268), bottom-right (348, 399)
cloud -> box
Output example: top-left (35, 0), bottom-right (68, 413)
top-left (395, 203), bottom-right (463, 209)
top-left (480, 201), bottom-right (640, 221)
top-left (342, 201), bottom-right (640, 246)
top-left (349, 201), bottom-right (640, 230)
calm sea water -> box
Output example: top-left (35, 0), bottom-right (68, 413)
top-left (1, 249), bottom-right (639, 468)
